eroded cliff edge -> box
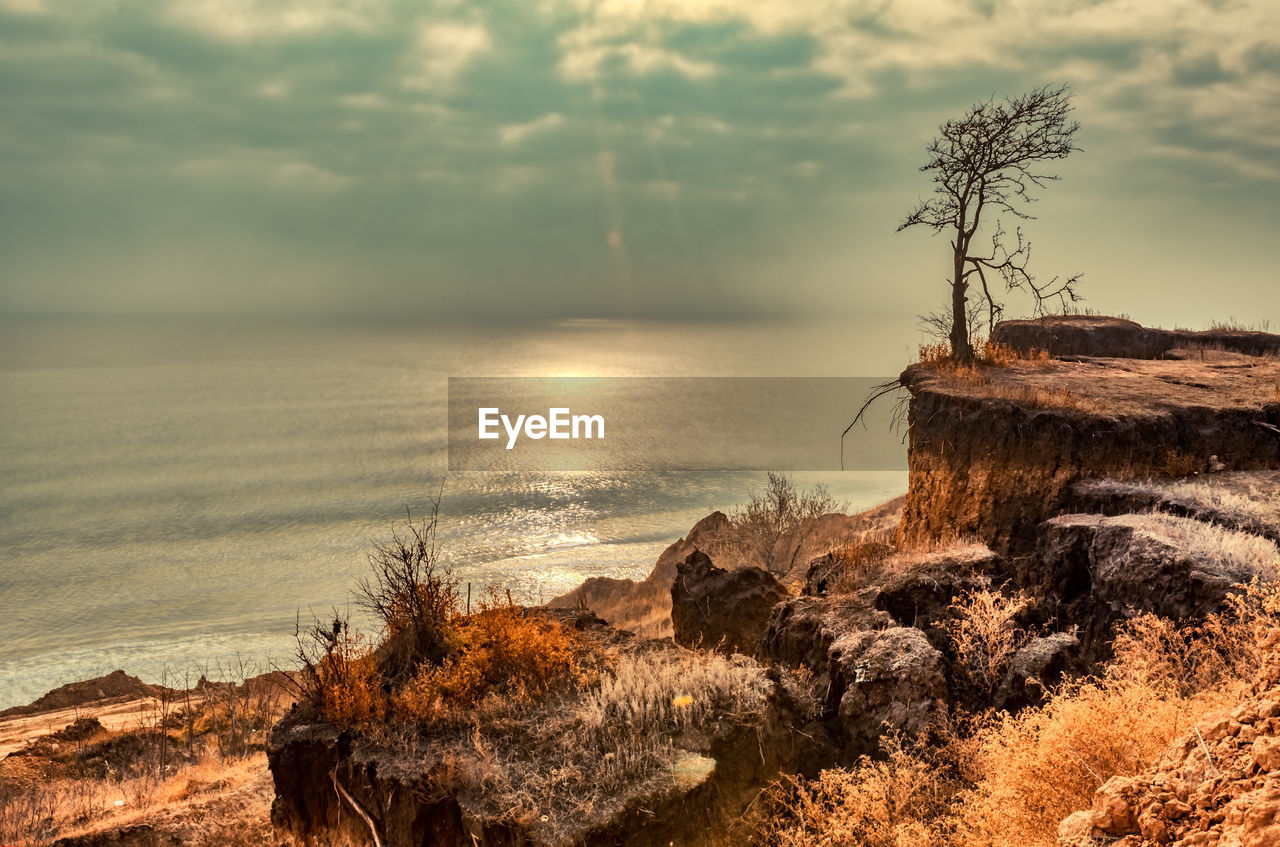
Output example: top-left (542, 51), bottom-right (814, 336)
top-left (897, 340), bottom-right (1280, 556)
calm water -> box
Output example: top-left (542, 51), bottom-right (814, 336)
top-left (0, 317), bottom-right (911, 708)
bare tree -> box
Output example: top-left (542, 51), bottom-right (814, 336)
top-left (899, 84), bottom-right (1083, 362)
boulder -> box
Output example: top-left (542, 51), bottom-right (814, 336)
top-left (1036, 513), bottom-right (1279, 621)
top-left (991, 315), bottom-right (1176, 359)
top-left (761, 594), bottom-right (944, 754)
top-left (874, 561), bottom-right (993, 630)
top-left (760, 591), bottom-right (890, 670)
top-left (827, 627), bottom-right (947, 753)
top-left (671, 551), bottom-right (790, 656)
top-left (1057, 634), bottom-right (1280, 847)
top-left (998, 631), bottom-right (1079, 709)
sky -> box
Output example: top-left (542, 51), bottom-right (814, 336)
top-left (1, 0), bottom-right (1278, 327)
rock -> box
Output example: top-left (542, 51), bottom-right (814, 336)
top-left (547, 513), bottom-right (737, 640)
top-left (991, 315), bottom-right (1176, 359)
top-left (999, 632), bottom-right (1079, 709)
top-left (671, 551), bottom-right (790, 656)
top-left (762, 594), bottom-right (945, 752)
top-left (1057, 640), bottom-right (1280, 847)
top-left (873, 554), bottom-right (995, 629)
top-left (650, 512), bottom-right (737, 586)
top-left (1035, 513), bottom-right (1277, 621)
top-left (1028, 514), bottom-right (1101, 601)
top-left (1057, 810), bottom-right (1095, 845)
top-left (760, 592), bottom-right (890, 671)
top-left (828, 627), bottom-right (946, 753)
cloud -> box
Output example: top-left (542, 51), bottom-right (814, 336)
top-left (499, 112), bottom-right (564, 144)
top-left (165, 0), bottom-right (385, 41)
top-left (0, 0), bottom-right (1276, 322)
top-left (402, 21), bottom-right (492, 89)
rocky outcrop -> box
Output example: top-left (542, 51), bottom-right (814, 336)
top-left (1071, 472), bottom-right (1280, 545)
top-left (547, 512), bottom-right (736, 638)
top-left (897, 352), bottom-right (1280, 555)
top-left (872, 545), bottom-right (1000, 631)
top-left (550, 498), bottom-right (906, 638)
top-left (761, 591), bottom-right (944, 755)
top-left (1036, 513), bottom-right (1279, 621)
top-left (1, 670), bottom-right (165, 718)
top-left (1058, 632), bottom-right (1280, 847)
top-left (827, 627), bottom-right (946, 753)
top-left (998, 631), bottom-right (1079, 709)
top-left (991, 315), bottom-right (1280, 360)
top-left (761, 591), bottom-right (890, 670)
top-left (992, 315), bottom-right (1176, 359)
top-left (671, 551), bottom-right (789, 656)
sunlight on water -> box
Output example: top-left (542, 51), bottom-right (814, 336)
top-left (0, 318), bottom-right (909, 708)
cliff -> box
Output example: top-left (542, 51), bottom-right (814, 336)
top-left (898, 331), bottom-right (1280, 555)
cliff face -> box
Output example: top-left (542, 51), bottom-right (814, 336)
top-left (898, 351), bottom-right (1280, 555)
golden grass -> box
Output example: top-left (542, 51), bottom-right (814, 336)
top-left (758, 580), bottom-right (1280, 847)
top-left (0, 749), bottom-right (273, 846)
top-left (918, 339), bottom-right (1051, 370)
top-left (424, 645), bottom-right (773, 841)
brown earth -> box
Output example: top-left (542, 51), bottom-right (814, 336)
top-left (898, 350), bottom-right (1280, 555)
top-left (1058, 630), bottom-right (1280, 847)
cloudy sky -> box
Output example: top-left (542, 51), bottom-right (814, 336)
top-left (2, 0), bottom-right (1277, 325)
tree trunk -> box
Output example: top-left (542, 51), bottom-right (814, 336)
top-left (950, 249), bottom-right (973, 363)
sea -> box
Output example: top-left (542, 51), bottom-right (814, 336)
top-left (0, 316), bottom-right (913, 709)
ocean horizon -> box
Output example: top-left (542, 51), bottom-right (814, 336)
top-left (0, 316), bottom-right (911, 709)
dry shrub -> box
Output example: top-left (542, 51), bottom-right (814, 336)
top-left (761, 739), bottom-right (959, 847)
top-left (825, 534), bottom-right (897, 593)
top-left (312, 624), bottom-right (386, 727)
top-left (729, 472), bottom-right (845, 577)
top-left (756, 581), bottom-right (1280, 847)
top-left (917, 339), bottom-right (1049, 370)
top-left (945, 588), bottom-right (1031, 697)
top-left (1162, 449), bottom-right (1203, 478)
top-left (396, 594), bottom-right (588, 724)
top-left (954, 579), bottom-right (1280, 847)
top-left (356, 509), bottom-right (459, 680)
top-left (953, 676), bottom-right (1210, 847)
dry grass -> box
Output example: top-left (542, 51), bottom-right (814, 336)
top-left (0, 677), bottom-right (285, 845)
top-left (757, 581), bottom-right (1280, 847)
top-left (1109, 512), bottom-right (1280, 581)
top-left (944, 589), bottom-right (1031, 698)
top-left (21, 754), bottom-right (274, 847)
top-left (1080, 476), bottom-right (1280, 537)
top-left (1161, 449), bottom-right (1204, 478)
top-left (760, 738), bottom-right (960, 847)
top-left (422, 645), bottom-right (772, 843)
top-left (918, 339), bottom-right (1051, 370)
top-left (824, 535), bottom-right (991, 595)
top-left (395, 596), bottom-right (592, 725)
